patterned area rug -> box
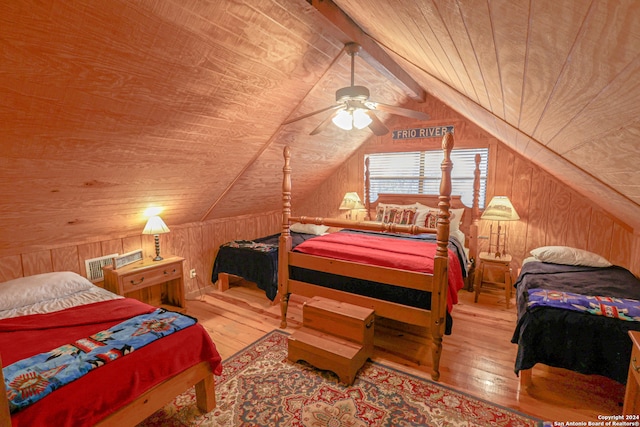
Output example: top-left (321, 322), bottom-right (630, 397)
top-left (139, 330), bottom-right (541, 426)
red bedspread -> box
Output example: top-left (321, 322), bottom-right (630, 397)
top-left (292, 231), bottom-right (464, 311)
top-left (2, 298), bottom-right (222, 427)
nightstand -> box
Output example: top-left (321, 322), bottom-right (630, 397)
top-left (103, 256), bottom-right (186, 313)
top-left (624, 331), bottom-right (640, 414)
top-left (473, 252), bottom-right (513, 308)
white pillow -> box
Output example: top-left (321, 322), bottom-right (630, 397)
top-left (0, 271), bottom-right (94, 311)
top-left (290, 222), bottom-right (329, 235)
top-left (415, 204), bottom-right (464, 232)
top-left (449, 228), bottom-right (466, 245)
top-left (530, 246), bottom-right (612, 267)
top-left (449, 208), bottom-right (465, 232)
top-left (414, 203), bottom-right (437, 228)
top-left (414, 202), bottom-right (437, 210)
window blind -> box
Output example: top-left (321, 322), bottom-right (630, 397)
top-left (365, 148), bottom-right (488, 208)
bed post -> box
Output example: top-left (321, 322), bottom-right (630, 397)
top-left (467, 153), bottom-right (482, 290)
top-left (0, 356), bottom-right (10, 426)
top-left (364, 156), bottom-right (371, 221)
top-left (431, 131), bottom-right (454, 381)
top-left (279, 146), bottom-right (293, 329)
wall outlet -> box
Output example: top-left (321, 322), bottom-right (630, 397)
top-left (189, 268), bottom-right (197, 278)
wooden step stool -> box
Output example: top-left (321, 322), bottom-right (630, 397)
top-left (288, 296), bottom-right (374, 385)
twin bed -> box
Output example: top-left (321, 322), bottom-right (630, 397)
top-left (1, 271), bottom-right (222, 426)
top-left (512, 246), bottom-right (640, 386)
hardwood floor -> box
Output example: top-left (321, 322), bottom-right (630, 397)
top-left (186, 280), bottom-right (626, 422)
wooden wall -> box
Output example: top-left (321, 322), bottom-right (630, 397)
top-left (0, 211), bottom-right (281, 296)
top-left (298, 137), bottom-right (640, 277)
top-left (1, 134), bottom-right (637, 296)
top-left (487, 144), bottom-right (639, 276)
top-left (297, 98), bottom-right (640, 277)
top-left (1, 94), bottom-right (638, 291)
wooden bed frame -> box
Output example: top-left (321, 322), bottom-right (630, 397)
top-left (365, 192), bottom-right (479, 291)
top-left (363, 149), bottom-right (481, 280)
top-left (0, 342), bottom-right (216, 426)
top-left (278, 132), bottom-right (477, 381)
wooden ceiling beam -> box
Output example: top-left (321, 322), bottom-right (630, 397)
top-left (309, 0), bottom-right (426, 102)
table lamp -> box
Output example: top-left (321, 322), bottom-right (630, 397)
top-left (142, 215), bottom-right (170, 261)
top-left (481, 196), bottom-right (519, 258)
top-left (339, 192), bottom-right (365, 220)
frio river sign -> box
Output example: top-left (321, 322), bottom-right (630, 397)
top-left (392, 125), bottom-right (454, 140)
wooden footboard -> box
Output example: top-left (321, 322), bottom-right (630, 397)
top-left (96, 361), bottom-right (216, 426)
top-left (278, 132), bottom-right (455, 381)
top-left (1, 358), bottom-right (216, 426)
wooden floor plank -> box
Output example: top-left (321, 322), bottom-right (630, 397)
top-left (188, 281), bottom-right (626, 422)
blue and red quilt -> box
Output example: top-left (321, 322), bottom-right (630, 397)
top-left (4, 308), bottom-right (196, 413)
top-left (527, 289), bottom-right (640, 322)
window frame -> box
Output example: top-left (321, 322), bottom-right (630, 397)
top-left (364, 147), bottom-right (489, 209)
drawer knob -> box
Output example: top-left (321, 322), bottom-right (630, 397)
top-left (164, 268), bottom-right (177, 275)
top-left (130, 277), bottom-right (144, 286)
top-left (633, 357), bottom-right (640, 373)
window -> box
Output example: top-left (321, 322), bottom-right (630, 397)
top-left (365, 148), bottom-right (489, 208)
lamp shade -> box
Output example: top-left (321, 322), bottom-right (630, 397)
top-left (339, 192), bottom-right (365, 210)
top-left (142, 215), bottom-right (170, 235)
top-left (481, 196), bottom-right (520, 221)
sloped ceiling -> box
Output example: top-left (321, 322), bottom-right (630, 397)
top-left (331, 0), bottom-right (640, 228)
top-left (0, 0), bottom-right (639, 256)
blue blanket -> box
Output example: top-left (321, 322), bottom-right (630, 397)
top-left (528, 289), bottom-right (640, 322)
top-left (4, 308), bottom-right (195, 413)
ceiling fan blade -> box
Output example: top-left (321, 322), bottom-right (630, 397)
top-left (283, 104), bottom-right (344, 125)
top-left (368, 101), bottom-right (430, 121)
top-left (310, 108), bottom-right (343, 135)
top-left (366, 111), bottom-right (389, 136)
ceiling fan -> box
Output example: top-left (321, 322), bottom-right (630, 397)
top-left (284, 42), bottom-right (429, 136)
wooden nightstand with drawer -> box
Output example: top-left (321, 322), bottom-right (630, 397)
top-left (103, 256), bottom-right (186, 313)
top-left (624, 331), bottom-right (640, 414)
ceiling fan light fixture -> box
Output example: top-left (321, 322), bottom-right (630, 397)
top-left (284, 42), bottom-right (428, 135)
top-left (352, 108), bottom-right (372, 129)
top-left (332, 109), bottom-right (353, 130)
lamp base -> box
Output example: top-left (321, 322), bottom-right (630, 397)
top-left (153, 234), bottom-right (163, 262)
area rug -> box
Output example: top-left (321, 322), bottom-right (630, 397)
top-left (139, 330), bottom-right (542, 426)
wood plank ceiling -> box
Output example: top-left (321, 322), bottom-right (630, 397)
top-left (0, 0), bottom-right (638, 256)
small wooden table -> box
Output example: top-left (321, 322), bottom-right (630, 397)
top-left (103, 256), bottom-right (186, 313)
top-left (624, 331), bottom-right (640, 414)
top-left (473, 252), bottom-right (513, 308)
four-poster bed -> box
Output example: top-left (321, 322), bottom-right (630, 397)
top-left (278, 132), bottom-right (472, 380)
top-left (212, 138), bottom-right (481, 305)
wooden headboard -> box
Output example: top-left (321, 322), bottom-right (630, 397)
top-left (368, 194), bottom-right (474, 243)
top-left (363, 153), bottom-right (482, 265)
